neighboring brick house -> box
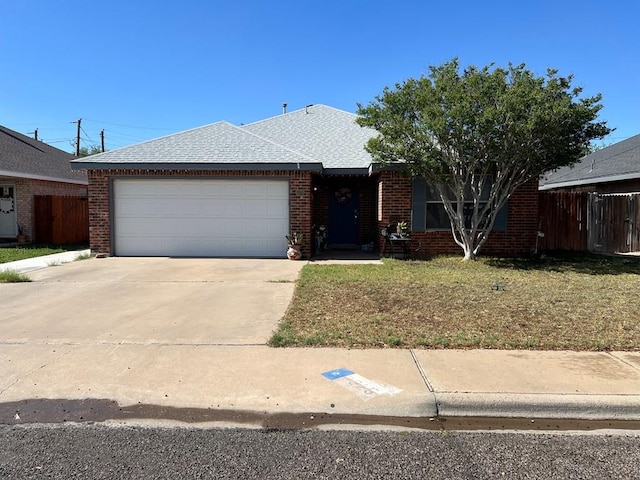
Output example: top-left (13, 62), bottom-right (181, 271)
top-left (72, 105), bottom-right (537, 258)
top-left (539, 133), bottom-right (640, 254)
top-left (540, 133), bottom-right (640, 194)
top-left (0, 126), bottom-right (88, 242)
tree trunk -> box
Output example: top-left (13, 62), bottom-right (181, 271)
top-left (460, 235), bottom-right (477, 260)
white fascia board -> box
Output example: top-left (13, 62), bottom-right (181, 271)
top-left (0, 170), bottom-right (88, 186)
top-left (539, 172), bottom-right (640, 191)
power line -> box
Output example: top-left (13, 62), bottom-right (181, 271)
top-left (103, 130), bottom-right (153, 141)
top-left (80, 125), bottom-right (95, 144)
top-left (82, 118), bottom-right (175, 131)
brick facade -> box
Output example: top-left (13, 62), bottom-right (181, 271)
top-left (87, 169), bottom-right (313, 257)
top-left (86, 167), bottom-right (537, 258)
top-left (0, 176), bottom-right (86, 240)
top-left (376, 171), bottom-right (538, 257)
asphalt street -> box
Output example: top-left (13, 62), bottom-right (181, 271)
top-left (1, 425), bottom-right (639, 479)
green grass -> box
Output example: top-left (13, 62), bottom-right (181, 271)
top-left (0, 244), bottom-right (88, 264)
top-left (270, 252), bottom-right (640, 351)
top-left (0, 270), bottom-right (31, 283)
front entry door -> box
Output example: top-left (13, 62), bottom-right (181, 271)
top-left (0, 185), bottom-right (17, 237)
top-left (328, 183), bottom-right (359, 245)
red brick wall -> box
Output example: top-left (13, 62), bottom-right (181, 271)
top-left (13, 179), bottom-right (31, 238)
top-left (288, 171), bottom-right (313, 258)
top-left (87, 169), bottom-right (313, 257)
top-left (377, 173), bottom-right (538, 257)
top-left (312, 177), bottom-right (330, 232)
top-left (88, 171), bottom-right (110, 254)
top-left (376, 169), bottom-right (412, 236)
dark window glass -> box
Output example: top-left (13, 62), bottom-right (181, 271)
top-left (412, 177), bottom-right (508, 232)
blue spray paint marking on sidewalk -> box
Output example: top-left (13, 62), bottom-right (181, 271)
top-left (322, 368), bottom-right (354, 380)
top-left (321, 368), bottom-right (402, 400)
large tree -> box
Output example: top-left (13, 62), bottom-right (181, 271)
top-left (357, 59), bottom-right (612, 260)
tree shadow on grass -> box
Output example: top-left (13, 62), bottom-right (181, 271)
top-left (485, 251), bottom-right (640, 276)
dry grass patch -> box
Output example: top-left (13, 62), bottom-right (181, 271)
top-left (270, 253), bottom-right (640, 350)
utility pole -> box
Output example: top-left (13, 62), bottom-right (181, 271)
top-left (75, 118), bottom-right (82, 156)
top-left (28, 129), bottom-right (38, 141)
top-left (100, 129), bottom-right (105, 152)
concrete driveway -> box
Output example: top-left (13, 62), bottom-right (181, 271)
top-left (0, 258), bottom-right (304, 345)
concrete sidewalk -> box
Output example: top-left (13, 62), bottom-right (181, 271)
top-left (2, 345), bottom-right (640, 425)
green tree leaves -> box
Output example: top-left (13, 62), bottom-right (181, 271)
top-left (357, 58), bottom-right (612, 259)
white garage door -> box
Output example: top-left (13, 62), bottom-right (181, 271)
top-left (113, 178), bottom-right (289, 257)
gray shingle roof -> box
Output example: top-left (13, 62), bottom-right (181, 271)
top-left (72, 105), bottom-right (378, 173)
top-left (0, 126), bottom-right (87, 184)
top-left (243, 104), bottom-right (377, 170)
top-left (73, 121), bottom-right (320, 170)
top-left (540, 133), bottom-right (640, 190)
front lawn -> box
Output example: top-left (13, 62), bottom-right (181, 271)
top-left (0, 244), bottom-right (88, 264)
top-left (270, 253), bottom-right (640, 350)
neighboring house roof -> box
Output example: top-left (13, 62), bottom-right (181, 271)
top-left (71, 105), bottom-right (378, 173)
top-left (0, 125), bottom-right (88, 185)
top-left (540, 133), bottom-right (640, 190)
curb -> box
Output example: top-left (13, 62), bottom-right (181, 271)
top-left (0, 249), bottom-right (91, 273)
top-left (434, 392), bottom-right (640, 420)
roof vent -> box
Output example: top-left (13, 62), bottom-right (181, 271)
top-left (282, 103), bottom-right (287, 114)
top-left (305, 104), bottom-right (313, 114)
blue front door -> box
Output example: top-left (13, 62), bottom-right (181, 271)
top-left (328, 183), bottom-right (359, 244)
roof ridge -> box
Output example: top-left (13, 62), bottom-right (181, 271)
top-left (317, 104), bottom-right (359, 118)
top-left (241, 103), bottom-right (358, 128)
top-left (240, 105), bottom-right (310, 128)
top-left (228, 122), bottom-right (320, 163)
top-left (0, 126), bottom-right (51, 155)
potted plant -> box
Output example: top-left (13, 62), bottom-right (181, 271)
top-left (285, 232), bottom-right (305, 260)
top-left (16, 224), bottom-right (27, 244)
top-left (396, 221), bottom-right (409, 237)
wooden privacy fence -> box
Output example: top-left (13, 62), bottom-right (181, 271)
top-left (538, 191), bottom-right (640, 254)
top-left (538, 191), bottom-right (589, 251)
top-left (34, 196), bottom-right (89, 244)
top-left (588, 193), bottom-right (640, 253)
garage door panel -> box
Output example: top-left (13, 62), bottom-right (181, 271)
top-left (117, 218), bottom-right (171, 235)
top-left (265, 199), bottom-right (289, 216)
top-left (114, 179), bottom-right (290, 257)
top-left (198, 183), bottom-right (224, 195)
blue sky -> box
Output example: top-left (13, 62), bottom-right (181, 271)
top-left (2, 0), bottom-right (638, 153)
